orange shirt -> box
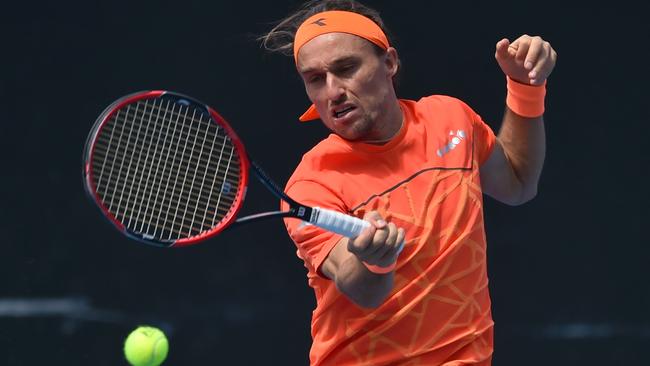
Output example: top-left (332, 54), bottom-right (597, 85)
top-left (282, 95), bottom-right (497, 365)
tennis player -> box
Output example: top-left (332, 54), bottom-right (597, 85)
top-left (260, 1), bottom-right (556, 364)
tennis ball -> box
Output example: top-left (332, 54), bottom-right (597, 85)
top-left (124, 326), bottom-right (169, 366)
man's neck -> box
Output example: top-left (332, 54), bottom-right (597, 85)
top-left (364, 99), bottom-right (403, 145)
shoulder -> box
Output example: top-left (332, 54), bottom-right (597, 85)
top-left (285, 135), bottom-right (350, 191)
top-left (411, 94), bottom-right (479, 117)
top-left (400, 94), bottom-right (482, 131)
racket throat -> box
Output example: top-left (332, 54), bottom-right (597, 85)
top-left (228, 205), bottom-right (312, 229)
top-left (295, 205), bottom-right (314, 221)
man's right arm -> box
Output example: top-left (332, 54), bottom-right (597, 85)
top-left (320, 211), bottom-right (405, 308)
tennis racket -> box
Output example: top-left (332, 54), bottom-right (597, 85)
top-left (83, 90), bottom-right (370, 247)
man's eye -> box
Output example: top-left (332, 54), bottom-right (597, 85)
top-left (309, 75), bottom-right (324, 83)
top-left (339, 64), bottom-right (357, 74)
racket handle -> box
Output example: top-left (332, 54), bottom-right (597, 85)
top-left (311, 207), bottom-right (371, 238)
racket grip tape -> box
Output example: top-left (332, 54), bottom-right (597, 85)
top-left (310, 207), bottom-right (371, 238)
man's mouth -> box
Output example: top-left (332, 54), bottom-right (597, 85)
top-left (334, 106), bottom-right (355, 118)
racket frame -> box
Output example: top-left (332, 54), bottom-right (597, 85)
top-left (83, 91), bottom-right (250, 247)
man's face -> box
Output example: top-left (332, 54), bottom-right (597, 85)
top-left (296, 33), bottom-right (398, 141)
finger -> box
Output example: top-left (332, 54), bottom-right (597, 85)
top-left (347, 225), bottom-right (376, 254)
top-left (368, 223), bottom-right (398, 261)
top-left (523, 36), bottom-right (544, 71)
top-left (369, 225), bottom-right (390, 254)
top-left (509, 34), bottom-right (530, 49)
top-left (530, 43), bottom-right (557, 85)
top-left (377, 227), bottom-right (405, 267)
top-left (509, 34), bottom-right (532, 63)
top-left (494, 38), bottom-right (511, 61)
top-left (350, 211), bottom-right (388, 259)
top-left (515, 38), bottom-right (531, 64)
top-left (395, 228), bottom-right (406, 255)
top-left (363, 210), bottom-right (387, 229)
top-left (351, 224), bottom-right (389, 261)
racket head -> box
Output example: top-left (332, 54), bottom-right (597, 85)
top-left (83, 91), bottom-right (250, 247)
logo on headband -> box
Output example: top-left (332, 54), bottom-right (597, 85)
top-left (310, 18), bottom-right (327, 26)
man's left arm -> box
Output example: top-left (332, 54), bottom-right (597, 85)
top-left (480, 35), bottom-right (557, 206)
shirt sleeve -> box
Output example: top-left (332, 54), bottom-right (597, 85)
top-left (461, 102), bottom-right (497, 166)
top-left (281, 179), bottom-right (346, 278)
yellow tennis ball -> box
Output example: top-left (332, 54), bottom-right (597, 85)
top-left (123, 326), bottom-right (169, 366)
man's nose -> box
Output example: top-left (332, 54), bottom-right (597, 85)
top-left (325, 74), bottom-right (346, 103)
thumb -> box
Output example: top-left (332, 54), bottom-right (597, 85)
top-left (363, 210), bottom-right (387, 229)
top-left (495, 38), bottom-right (512, 61)
top-left (348, 222), bottom-right (376, 253)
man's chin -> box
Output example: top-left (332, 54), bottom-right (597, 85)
top-left (324, 114), bottom-right (370, 140)
top-left (337, 128), bottom-right (373, 142)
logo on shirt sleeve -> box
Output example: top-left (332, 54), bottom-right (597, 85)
top-left (437, 130), bottom-right (466, 157)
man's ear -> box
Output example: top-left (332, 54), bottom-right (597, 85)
top-left (384, 47), bottom-right (400, 78)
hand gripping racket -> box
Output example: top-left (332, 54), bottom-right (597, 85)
top-left (83, 91), bottom-right (370, 247)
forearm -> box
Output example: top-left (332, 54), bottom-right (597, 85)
top-left (322, 238), bottom-right (394, 308)
top-left (483, 34), bottom-right (555, 205)
top-left (497, 107), bottom-right (546, 202)
top-left (334, 255), bottom-right (394, 308)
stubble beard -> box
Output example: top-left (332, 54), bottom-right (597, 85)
top-left (339, 112), bottom-right (376, 142)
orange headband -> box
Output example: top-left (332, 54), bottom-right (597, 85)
top-left (294, 11), bottom-right (390, 121)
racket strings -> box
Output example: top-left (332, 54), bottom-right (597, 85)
top-left (93, 162), bottom-right (237, 207)
top-left (126, 102), bottom-right (228, 139)
top-left (91, 98), bottom-right (241, 240)
top-left (98, 100), bottom-right (233, 237)
top-left (93, 119), bottom-right (239, 199)
top-left (93, 137), bottom-right (239, 182)
top-left (100, 106), bottom-right (236, 159)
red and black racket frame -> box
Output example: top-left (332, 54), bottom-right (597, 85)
top-left (83, 90), bottom-right (313, 248)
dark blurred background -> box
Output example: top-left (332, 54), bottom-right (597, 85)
top-left (2, 1), bottom-right (648, 365)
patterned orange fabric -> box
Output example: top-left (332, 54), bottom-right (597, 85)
top-left (282, 96), bottom-right (497, 365)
